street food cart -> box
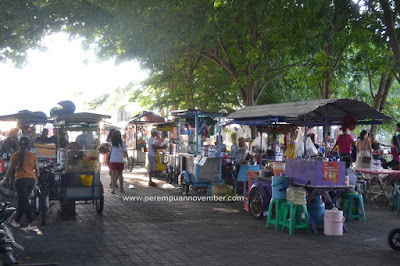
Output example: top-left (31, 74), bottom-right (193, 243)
top-left (156, 121), bottom-right (179, 184)
top-left (227, 98), bottom-right (391, 220)
top-left (51, 112), bottom-right (110, 215)
top-left (170, 109), bottom-right (225, 194)
top-left (125, 111), bottom-right (165, 168)
top-left (0, 110), bottom-right (50, 194)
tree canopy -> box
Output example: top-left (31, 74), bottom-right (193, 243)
top-left (1, 0), bottom-right (400, 130)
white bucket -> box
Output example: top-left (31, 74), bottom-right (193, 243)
top-left (324, 208), bottom-right (345, 236)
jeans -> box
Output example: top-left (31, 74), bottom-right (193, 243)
top-left (15, 178), bottom-right (35, 224)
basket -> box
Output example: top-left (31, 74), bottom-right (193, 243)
top-left (80, 174), bottom-right (93, 186)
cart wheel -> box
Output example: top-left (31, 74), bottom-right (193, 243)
top-left (96, 195), bottom-right (104, 214)
top-left (180, 174), bottom-right (189, 195)
top-left (39, 192), bottom-right (47, 226)
top-left (249, 188), bottom-right (264, 219)
top-left (388, 228), bottom-right (400, 251)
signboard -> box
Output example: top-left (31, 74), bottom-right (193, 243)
top-left (322, 161), bottom-right (339, 183)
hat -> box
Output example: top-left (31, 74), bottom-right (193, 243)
top-left (151, 128), bottom-right (159, 134)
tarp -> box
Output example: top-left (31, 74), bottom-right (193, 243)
top-left (227, 99), bottom-right (391, 126)
top-left (0, 110), bottom-right (49, 125)
top-left (128, 111), bottom-right (165, 124)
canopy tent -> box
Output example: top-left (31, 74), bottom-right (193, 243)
top-left (0, 110), bottom-right (50, 130)
top-left (128, 111), bottom-right (165, 124)
top-left (227, 99), bottom-right (391, 126)
top-left (52, 112), bottom-right (111, 130)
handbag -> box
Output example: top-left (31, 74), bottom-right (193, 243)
top-left (361, 156), bottom-right (371, 163)
top-left (360, 140), bottom-right (371, 163)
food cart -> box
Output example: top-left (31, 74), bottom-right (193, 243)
top-left (125, 111), bottom-right (165, 169)
top-left (170, 109), bottom-right (225, 194)
top-left (0, 110), bottom-right (50, 193)
top-left (156, 121), bottom-right (179, 184)
top-left (227, 98), bottom-right (391, 219)
top-left (51, 112), bottom-right (110, 215)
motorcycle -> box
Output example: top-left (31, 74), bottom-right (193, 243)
top-left (388, 228), bottom-right (400, 251)
top-left (0, 201), bottom-right (24, 265)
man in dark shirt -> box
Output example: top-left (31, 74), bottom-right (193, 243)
top-left (35, 128), bottom-right (51, 143)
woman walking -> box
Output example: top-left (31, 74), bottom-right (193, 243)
top-left (0, 137), bottom-right (39, 230)
top-left (355, 130), bottom-right (372, 169)
top-left (109, 130), bottom-right (127, 194)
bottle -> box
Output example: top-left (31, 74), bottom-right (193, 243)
top-left (345, 175), bottom-right (350, 186)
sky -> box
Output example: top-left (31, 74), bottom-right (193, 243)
top-left (0, 33), bottom-right (148, 118)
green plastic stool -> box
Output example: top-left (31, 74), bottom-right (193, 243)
top-left (281, 201), bottom-right (310, 234)
top-left (389, 185), bottom-right (400, 212)
top-left (342, 192), bottom-right (366, 223)
top-left (266, 199), bottom-right (287, 230)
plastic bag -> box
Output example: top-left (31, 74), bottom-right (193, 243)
top-left (306, 137), bottom-right (318, 156)
top-left (250, 135), bottom-right (267, 153)
top-left (294, 140), bottom-right (304, 157)
top-left (284, 144), bottom-right (296, 159)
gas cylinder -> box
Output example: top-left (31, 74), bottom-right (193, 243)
top-left (308, 193), bottom-right (325, 226)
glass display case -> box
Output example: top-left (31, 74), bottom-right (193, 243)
top-left (179, 134), bottom-right (197, 154)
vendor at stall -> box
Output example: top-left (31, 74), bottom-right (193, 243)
top-left (35, 128), bottom-right (51, 143)
top-left (147, 128), bottom-right (166, 187)
top-left (231, 137), bottom-right (247, 176)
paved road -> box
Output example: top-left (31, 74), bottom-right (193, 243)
top-left (8, 166), bottom-right (400, 265)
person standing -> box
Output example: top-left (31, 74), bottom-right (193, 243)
top-left (232, 137), bottom-right (247, 179)
top-left (35, 128), bottom-right (51, 143)
top-left (109, 130), bottom-right (127, 194)
top-left (396, 123), bottom-right (400, 144)
top-left (106, 129), bottom-right (116, 188)
top-left (1, 128), bottom-right (19, 156)
top-left (0, 137), bottom-right (39, 230)
top-left (147, 128), bottom-right (166, 187)
top-left (331, 128), bottom-right (354, 158)
top-left (355, 130), bottom-right (372, 169)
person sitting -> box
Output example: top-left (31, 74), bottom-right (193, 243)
top-left (342, 156), bottom-right (357, 190)
top-left (35, 128), bottom-right (51, 143)
top-left (382, 136), bottom-right (400, 169)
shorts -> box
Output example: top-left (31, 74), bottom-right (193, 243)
top-left (109, 162), bottom-right (124, 171)
top-left (148, 155), bottom-right (156, 172)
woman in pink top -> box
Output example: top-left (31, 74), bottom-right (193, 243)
top-left (382, 136), bottom-right (400, 169)
top-left (355, 130), bottom-right (372, 169)
top-left (331, 130), bottom-right (354, 158)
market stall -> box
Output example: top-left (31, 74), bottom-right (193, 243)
top-left (227, 98), bottom-right (391, 221)
top-left (156, 121), bottom-right (179, 183)
top-left (125, 111), bottom-right (165, 168)
top-left (170, 109), bottom-right (226, 194)
top-left (51, 112), bottom-right (111, 216)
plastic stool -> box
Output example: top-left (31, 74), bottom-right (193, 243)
top-left (281, 201), bottom-right (310, 234)
top-left (389, 185), bottom-right (400, 212)
top-left (355, 180), bottom-right (367, 200)
top-left (266, 199), bottom-right (287, 230)
top-left (342, 193), bottom-right (366, 223)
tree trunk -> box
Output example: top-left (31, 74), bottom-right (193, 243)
top-left (370, 73), bottom-right (393, 135)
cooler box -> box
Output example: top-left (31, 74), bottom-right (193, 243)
top-left (285, 159), bottom-right (345, 186)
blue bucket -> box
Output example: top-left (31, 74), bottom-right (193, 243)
top-left (271, 176), bottom-right (289, 200)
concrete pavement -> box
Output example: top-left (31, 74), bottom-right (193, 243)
top-left (8, 166), bottom-right (400, 265)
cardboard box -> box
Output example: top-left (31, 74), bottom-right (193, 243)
top-left (33, 143), bottom-right (56, 159)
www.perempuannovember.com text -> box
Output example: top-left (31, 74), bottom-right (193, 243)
top-left (121, 195), bottom-right (244, 202)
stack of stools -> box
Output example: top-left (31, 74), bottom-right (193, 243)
top-left (342, 191), bottom-right (366, 223)
top-left (266, 176), bottom-right (289, 230)
top-left (281, 187), bottom-right (310, 234)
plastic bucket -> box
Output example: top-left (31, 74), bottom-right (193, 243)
top-left (80, 175), bottom-right (93, 186)
top-left (272, 162), bottom-right (285, 176)
top-left (324, 208), bottom-right (345, 236)
top-left (272, 176), bottom-right (289, 199)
